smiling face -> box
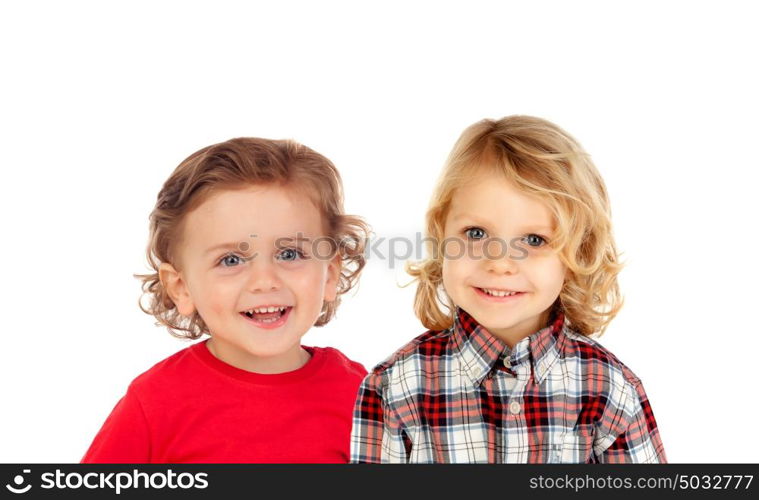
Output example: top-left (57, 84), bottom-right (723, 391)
top-left (441, 171), bottom-right (567, 347)
top-left (159, 183), bottom-right (340, 373)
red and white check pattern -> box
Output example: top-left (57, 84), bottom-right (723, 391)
top-left (351, 307), bottom-right (667, 463)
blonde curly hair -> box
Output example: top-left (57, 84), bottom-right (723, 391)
top-left (405, 115), bottom-right (625, 337)
top-left (134, 137), bottom-right (370, 340)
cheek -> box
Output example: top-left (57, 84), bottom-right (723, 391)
top-left (284, 262), bottom-right (329, 294)
top-left (207, 294), bottom-right (229, 314)
top-left (529, 257), bottom-right (566, 292)
top-left (444, 249), bottom-right (476, 275)
top-left (441, 258), bottom-right (454, 287)
top-left (442, 256), bottom-right (470, 296)
top-left (190, 276), bottom-right (237, 315)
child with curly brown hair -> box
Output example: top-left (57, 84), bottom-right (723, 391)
top-left (82, 137), bottom-right (370, 463)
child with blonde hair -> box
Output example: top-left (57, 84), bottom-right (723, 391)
top-left (351, 115), bottom-right (667, 463)
top-left (83, 137), bottom-right (369, 463)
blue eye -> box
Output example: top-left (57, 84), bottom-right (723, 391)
top-left (464, 227), bottom-right (487, 240)
top-left (277, 247), bottom-right (306, 262)
top-left (522, 234), bottom-right (547, 247)
top-left (218, 253), bottom-right (246, 267)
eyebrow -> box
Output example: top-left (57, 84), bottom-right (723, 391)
top-left (277, 236), bottom-right (312, 243)
top-left (203, 236), bottom-right (313, 256)
top-left (450, 213), bottom-right (554, 233)
top-left (204, 242), bottom-right (246, 256)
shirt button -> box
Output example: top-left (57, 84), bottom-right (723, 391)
top-left (503, 357), bottom-right (511, 368)
top-left (472, 367), bottom-right (481, 378)
top-left (509, 401), bottom-right (521, 414)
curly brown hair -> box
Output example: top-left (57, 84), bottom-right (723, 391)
top-left (134, 137), bottom-right (370, 340)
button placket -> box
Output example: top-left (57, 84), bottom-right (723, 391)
top-left (501, 372), bottom-right (517, 391)
top-left (509, 401), bottom-right (521, 415)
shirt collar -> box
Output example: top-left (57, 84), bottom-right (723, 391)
top-left (452, 306), bottom-right (567, 387)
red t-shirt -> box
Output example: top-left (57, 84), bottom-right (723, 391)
top-left (81, 340), bottom-right (367, 463)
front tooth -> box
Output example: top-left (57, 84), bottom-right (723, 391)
top-left (248, 306), bottom-right (288, 314)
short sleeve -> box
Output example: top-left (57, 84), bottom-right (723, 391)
top-left (81, 386), bottom-right (151, 463)
top-left (596, 380), bottom-right (667, 464)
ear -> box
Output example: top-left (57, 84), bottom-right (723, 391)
top-left (159, 263), bottom-right (196, 316)
top-left (323, 255), bottom-right (342, 303)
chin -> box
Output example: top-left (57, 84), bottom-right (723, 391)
top-left (479, 311), bottom-right (525, 328)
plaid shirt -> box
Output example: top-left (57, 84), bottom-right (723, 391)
top-left (351, 307), bottom-right (667, 463)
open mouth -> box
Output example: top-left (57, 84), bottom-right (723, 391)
top-left (239, 306), bottom-right (293, 328)
top-left (475, 287), bottom-right (527, 300)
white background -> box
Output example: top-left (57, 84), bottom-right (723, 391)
top-left (1, 1), bottom-right (757, 463)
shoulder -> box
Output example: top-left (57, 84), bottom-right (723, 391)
top-left (311, 346), bottom-right (368, 380)
top-left (561, 327), bottom-right (644, 390)
top-left (128, 341), bottom-right (203, 395)
top-left (353, 328), bottom-right (451, 408)
top-left (367, 328), bottom-right (453, 380)
top-left (560, 328), bottom-right (663, 447)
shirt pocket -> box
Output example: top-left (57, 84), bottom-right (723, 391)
top-left (557, 425), bottom-right (596, 463)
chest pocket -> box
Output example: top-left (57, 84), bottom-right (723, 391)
top-left (557, 425), bottom-right (596, 463)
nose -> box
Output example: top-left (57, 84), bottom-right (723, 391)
top-left (486, 257), bottom-right (518, 275)
top-left (484, 240), bottom-right (519, 275)
top-left (245, 258), bottom-right (282, 293)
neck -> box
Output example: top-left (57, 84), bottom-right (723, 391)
top-left (206, 338), bottom-right (311, 374)
top-left (477, 308), bottom-right (555, 349)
